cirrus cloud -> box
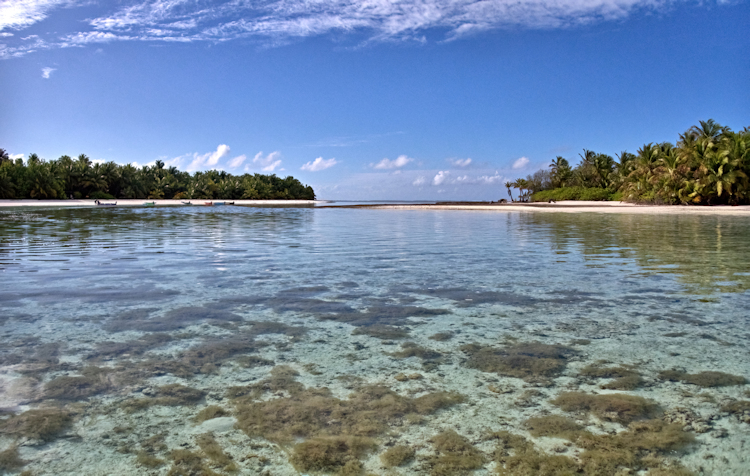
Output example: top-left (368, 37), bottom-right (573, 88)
top-left (2, 0), bottom-right (698, 59)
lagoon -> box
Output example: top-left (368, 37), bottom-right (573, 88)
top-left (1, 206), bottom-right (749, 475)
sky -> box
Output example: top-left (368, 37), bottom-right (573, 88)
top-left (0, 0), bottom-right (748, 200)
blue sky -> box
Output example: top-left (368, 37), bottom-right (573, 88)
top-left (1, 0), bottom-right (748, 200)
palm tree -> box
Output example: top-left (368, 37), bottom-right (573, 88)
top-left (504, 181), bottom-right (514, 202)
top-left (0, 165), bottom-right (15, 198)
top-left (549, 156), bottom-right (571, 188)
top-left (688, 119), bottom-right (727, 142)
top-left (697, 147), bottom-right (746, 204)
top-left (27, 162), bottom-right (62, 199)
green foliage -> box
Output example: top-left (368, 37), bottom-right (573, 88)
top-left (0, 152), bottom-right (315, 200)
top-left (511, 119), bottom-right (750, 205)
top-left (90, 191), bottom-right (115, 200)
top-left (531, 187), bottom-right (616, 202)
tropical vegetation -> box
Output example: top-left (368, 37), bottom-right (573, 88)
top-left (509, 119), bottom-right (750, 205)
top-left (0, 151), bottom-right (315, 200)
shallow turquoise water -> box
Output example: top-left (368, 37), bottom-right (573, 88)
top-left (1, 207), bottom-right (748, 475)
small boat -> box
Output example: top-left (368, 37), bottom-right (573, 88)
top-left (203, 202), bottom-right (213, 206)
top-left (144, 202), bottom-right (156, 207)
top-left (94, 200), bottom-right (117, 207)
top-left (226, 202), bottom-right (235, 205)
top-left (214, 202), bottom-right (225, 206)
top-left (181, 201), bottom-right (192, 205)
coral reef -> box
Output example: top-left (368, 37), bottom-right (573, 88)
top-left (121, 384), bottom-right (206, 412)
top-left (461, 342), bottom-right (576, 381)
top-left (0, 447), bottom-right (26, 472)
top-left (380, 445), bottom-right (415, 468)
top-left (352, 325), bottom-right (410, 340)
top-left (233, 368), bottom-right (464, 471)
top-left (194, 405), bottom-right (230, 423)
top-left (290, 436), bottom-right (375, 474)
top-left (524, 415), bottom-right (583, 438)
top-left (428, 430), bottom-right (486, 476)
top-left (493, 430), bottom-right (580, 476)
top-left (0, 408), bottom-right (72, 442)
top-left (552, 392), bottom-right (660, 423)
top-left (658, 370), bottom-right (747, 388)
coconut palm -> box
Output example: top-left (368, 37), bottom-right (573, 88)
top-left (27, 162), bottom-right (62, 199)
top-left (504, 181), bottom-right (514, 202)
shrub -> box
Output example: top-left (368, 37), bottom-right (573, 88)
top-left (90, 191), bottom-right (115, 200)
top-left (531, 187), bottom-right (617, 202)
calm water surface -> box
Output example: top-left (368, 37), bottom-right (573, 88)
top-left (0, 207), bottom-right (748, 475)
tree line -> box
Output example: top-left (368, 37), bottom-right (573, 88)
top-left (507, 119), bottom-right (750, 204)
top-left (0, 152), bottom-right (315, 200)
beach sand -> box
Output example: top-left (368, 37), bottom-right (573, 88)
top-left (2, 199), bottom-right (750, 214)
top-left (360, 201), bottom-right (750, 215)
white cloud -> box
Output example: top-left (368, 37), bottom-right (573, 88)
top-left (177, 144), bottom-right (232, 171)
top-left (0, 0), bottom-right (72, 31)
top-left (433, 170), bottom-right (449, 186)
top-left (9, 153), bottom-right (24, 160)
top-left (41, 66), bottom-right (56, 78)
top-left (0, 0), bottom-right (722, 59)
top-left (252, 151), bottom-right (282, 172)
top-left (373, 155), bottom-right (413, 169)
top-left (512, 156), bottom-right (530, 169)
top-left (412, 176), bottom-right (427, 186)
top-left (227, 154), bottom-right (247, 168)
top-left (449, 158), bottom-right (472, 167)
top-left (301, 157), bottom-right (338, 172)
top-left (64, 31), bottom-right (131, 44)
top-left (0, 33), bottom-right (14, 38)
top-left (478, 172), bottom-right (504, 184)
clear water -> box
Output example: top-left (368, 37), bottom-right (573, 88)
top-left (1, 207), bottom-right (748, 475)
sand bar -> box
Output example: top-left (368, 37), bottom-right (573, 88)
top-left (1, 199), bottom-right (750, 215)
top-left (355, 201), bottom-right (750, 216)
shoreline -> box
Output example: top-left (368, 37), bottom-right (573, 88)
top-left (0, 199), bottom-right (323, 207)
top-left (1, 199), bottom-right (750, 215)
top-left (333, 201), bottom-right (750, 215)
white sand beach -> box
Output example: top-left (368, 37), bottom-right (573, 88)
top-left (364, 201), bottom-right (750, 215)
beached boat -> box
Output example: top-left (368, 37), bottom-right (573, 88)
top-left (214, 202), bottom-right (225, 206)
top-left (203, 202), bottom-right (213, 206)
top-left (144, 202), bottom-right (156, 207)
top-left (181, 201), bottom-right (192, 205)
top-left (94, 200), bottom-right (117, 207)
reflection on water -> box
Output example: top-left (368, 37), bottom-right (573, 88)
top-left (0, 207), bottom-right (748, 475)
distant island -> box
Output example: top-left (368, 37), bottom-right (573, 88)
top-left (509, 119), bottom-right (749, 205)
top-left (0, 153), bottom-right (315, 201)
